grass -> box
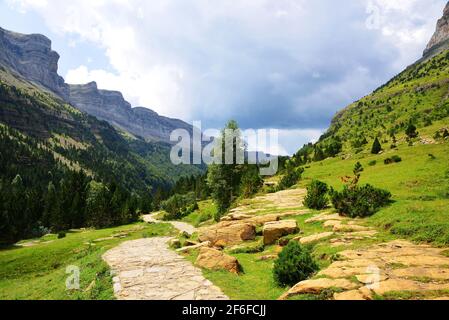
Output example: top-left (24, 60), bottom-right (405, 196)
top-left (181, 200), bottom-right (217, 227)
top-left (185, 246), bottom-right (286, 300)
top-left (0, 222), bottom-right (175, 300)
top-left (299, 140), bottom-right (449, 245)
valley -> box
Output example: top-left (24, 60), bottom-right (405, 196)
top-left (1, 1), bottom-right (449, 303)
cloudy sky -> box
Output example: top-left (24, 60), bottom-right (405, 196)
top-left (0, 0), bottom-right (447, 154)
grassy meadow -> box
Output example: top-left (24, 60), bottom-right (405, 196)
top-left (0, 222), bottom-right (175, 300)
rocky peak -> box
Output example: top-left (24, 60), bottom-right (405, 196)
top-left (424, 2), bottom-right (449, 57)
top-left (0, 26), bottom-right (68, 97)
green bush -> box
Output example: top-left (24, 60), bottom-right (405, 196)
top-left (304, 180), bottom-right (329, 210)
top-left (330, 184), bottom-right (392, 218)
top-left (161, 192), bottom-right (198, 220)
top-left (368, 160), bottom-right (377, 166)
top-left (57, 232), bottom-right (66, 239)
top-left (384, 155), bottom-right (402, 165)
top-left (240, 166), bottom-right (263, 198)
top-left (273, 241), bottom-right (319, 287)
top-left (277, 167), bottom-right (304, 191)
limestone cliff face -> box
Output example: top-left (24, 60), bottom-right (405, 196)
top-left (0, 26), bottom-right (193, 143)
top-left (424, 2), bottom-right (449, 58)
top-left (68, 82), bottom-right (193, 142)
top-left (0, 27), bottom-right (68, 96)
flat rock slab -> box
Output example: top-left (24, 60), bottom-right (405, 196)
top-left (280, 278), bottom-right (358, 299)
top-left (103, 238), bottom-right (228, 300)
top-left (286, 240), bottom-right (449, 300)
top-left (296, 232), bottom-right (334, 245)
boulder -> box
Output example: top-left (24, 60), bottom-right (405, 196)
top-left (198, 222), bottom-right (256, 247)
top-left (195, 247), bottom-right (241, 274)
top-left (263, 220), bottom-right (299, 245)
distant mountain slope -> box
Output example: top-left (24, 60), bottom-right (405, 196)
top-left (0, 26), bottom-right (194, 143)
top-left (68, 82), bottom-right (193, 143)
top-left (311, 4), bottom-right (449, 156)
top-left (0, 61), bottom-right (203, 191)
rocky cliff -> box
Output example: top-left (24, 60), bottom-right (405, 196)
top-left (0, 26), bottom-right (193, 143)
top-left (0, 27), bottom-right (68, 96)
top-left (423, 2), bottom-right (449, 58)
top-left (68, 82), bottom-right (193, 142)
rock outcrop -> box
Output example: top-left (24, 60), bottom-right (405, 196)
top-left (195, 247), bottom-right (241, 274)
top-left (263, 220), bottom-right (299, 245)
top-left (68, 82), bottom-right (193, 143)
top-left (423, 2), bottom-right (449, 58)
top-left (0, 27), bottom-right (68, 96)
top-left (198, 222), bottom-right (257, 247)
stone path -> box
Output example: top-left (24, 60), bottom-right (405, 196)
top-left (281, 211), bottom-right (449, 300)
top-left (102, 216), bottom-right (228, 300)
top-left (143, 213), bottom-right (197, 236)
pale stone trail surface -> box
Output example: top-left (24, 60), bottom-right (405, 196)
top-left (281, 211), bottom-right (449, 300)
top-left (103, 215), bottom-right (228, 300)
top-left (143, 213), bottom-right (197, 236)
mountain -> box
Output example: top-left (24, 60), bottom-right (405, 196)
top-left (297, 3), bottom-right (449, 160)
top-left (0, 27), bottom-right (206, 243)
top-left (0, 26), bottom-right (194, 144)
top-left (68, 82), bottom-right (193, 143)
top-left (423, 2), bottom-right (449, 59)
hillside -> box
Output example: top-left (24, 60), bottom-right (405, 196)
top-left (296, 5), bottom-right (449, 160)
top-left (0, 60), bottom-right (202, 244)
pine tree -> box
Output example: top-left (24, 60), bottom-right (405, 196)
top-left (405, 122), bottom-right (419, 140)
top-left (313, 146), bottom-right (325, 161)
top-left (207, 120), bottom-right (245, 220)
top-left (371, 137), bottom-right (382, 154)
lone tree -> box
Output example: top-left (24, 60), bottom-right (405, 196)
top-left (405, 122), bottom-right (419, 140)
top-left (371, 137), bottom-right (382, 154)
top-left (207, 120), bottom-right (245, 220)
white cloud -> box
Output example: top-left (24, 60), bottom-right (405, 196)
top-left (6, 0), bottom-right (448, 153)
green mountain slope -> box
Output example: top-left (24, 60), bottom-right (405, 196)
top-left (319, 50), bottom-right (449, 153)
top-left (0, 67), bottom-right (202, 243)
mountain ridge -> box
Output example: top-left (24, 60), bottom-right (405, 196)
top-left (0, 26), bottom-right (193, 144)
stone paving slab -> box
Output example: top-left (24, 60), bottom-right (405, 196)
top-left (103, 237), bottom-right (228, 300)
